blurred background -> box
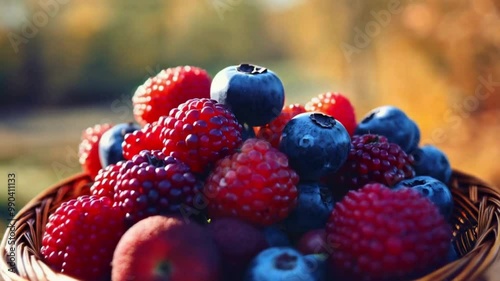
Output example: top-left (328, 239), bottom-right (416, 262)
top-left (0, 0), bottom-right (499, 232)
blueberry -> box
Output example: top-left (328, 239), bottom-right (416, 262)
top-left (283, 182), bottom-right (334, 238)
top-left (279, 112), bottom-right (351, 181)
top-left (394, 176), bottom-right (454, 220)
top-left (304, 254), bottom-right (328, 281)
top-left (412, 145), bottom-right (452, 183)
top-left (447, 243), bottom-right (460, 263)
top-left (211, 63), bottom-right (285, 126)
top-left (263, 226), bottom-right (291, 247)
top-left (99, 122), bottom-right (140, 168)
top-left (355, 106), bottom-right (420, 153)
top-left (241, 123), bottom-right (257, 141)
top-left (244, 247), bottom-right (322, 281)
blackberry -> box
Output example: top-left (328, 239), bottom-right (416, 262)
top-left (329, 134), bottom-right (415, 195)
top-left (112, 150), bottom-right (202, 227)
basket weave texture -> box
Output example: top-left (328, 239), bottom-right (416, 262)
top-left (1, 170), bottom-right (499, 281)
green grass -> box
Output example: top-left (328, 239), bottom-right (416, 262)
top-left (0, 106), bottom-right (125, 236)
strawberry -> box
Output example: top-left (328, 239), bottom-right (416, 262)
top-left (254, 104), bottom-right (306, 148)
top-left (132, 66), bottom-right (211, 126)
top-left (305, 92), bottom-right (357, 136)
top-left (78, 123), bottom-right (113, 178)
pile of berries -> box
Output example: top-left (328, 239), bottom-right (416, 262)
top-left (41, 63), bottom-right (456, 281)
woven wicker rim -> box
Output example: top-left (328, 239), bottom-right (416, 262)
top-left (1, 170), bottom-right (499, 281)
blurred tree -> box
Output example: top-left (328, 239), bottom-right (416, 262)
top-left (160, 1), bottom-right (283, 74)
top-left (0, 0), bottom-right (281, 108)
top-left (0, 0), bottom-right (498, 127)
top-left (400, 0), bottom-right (500, 112)
top-left (0, 0), bottom-right (45, 109)
top-left (61, 0), bottom-right (171, 105)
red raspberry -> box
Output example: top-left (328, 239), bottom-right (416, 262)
top-left (113, 150), bottom-right (202, 226)
top-left (255, 104), bottom-right (306, 148)
top-left (41, 195), bottom-right (125, 280)
top-left (160, 98), bottom-right (242, 174)
top-left (326, 183), bottom-right (451, 280)
top-left (132, 66), bottom-right (211, 126)
top-left (90, 161), bottom-right (124, 198)
top-left (204, 138), bottom-right (299, 226)
top-left (122, 120), bottom-right (165, 160)
top-left (305, 92), bottom-right (357, 136)
top-left (78, 123), bottom-right (113, 178)
top-left (329, 134), bottom-right (415, 194)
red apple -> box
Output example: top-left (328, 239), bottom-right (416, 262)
top-left (111, 216), bottom-right (220, 281)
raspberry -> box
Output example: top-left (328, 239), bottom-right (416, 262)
top-left (90, 161), bottom-right (124, 198)
top-left (255, 103), bottom-right (306, 148)
top-left (122, 120), bottom-right (165, 160)
top-left (132, 66), bottom-right (211, 126)
top-left (204, 138), bottom-right (299, 226)
top-left (41, 195), bottom-right (125, 280)
top-left (326, 184), bottom-right (451, 280)
top-left (113, 150), bottom-right (202, 226)
top-left (329, 134), bottom-right (415, 194)
top-left (160, 98), bottom-right (242, 174)
top-left (78, 123), bottom-right (113, 178)
top-left (305, 92), bottom-right (357, 136)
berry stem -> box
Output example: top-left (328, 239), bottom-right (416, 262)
top-left (310, 113), bottom-right (336, 128)
top-left (237, 63), bottom-right (268, 75)
top-left (274, 253), bottom-right (298, 270)
top-left (145, 153), bottom-right (164, 167)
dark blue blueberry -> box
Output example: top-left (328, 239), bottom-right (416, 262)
top-left (98, 122), bottom-right (140, 168)
top-left (244, 247), bottom-right (321, 281)
top-left (304, 254), bottom-right (328, 281)
top-left (279, 112), bottom-right (351, 181)
top-left (211, 63), bottom-right (285, 126)
top-left (355, 106), bottom-right (420, 153)
top-left (263, 226), bottom-right (291, 247)
top-left (412, 145), bottom-right (452, 183)
top-left (447, 243), bottom-right (460, 263)
top-left (394, 176), bottom-right (453, 220)
top-left (283, 183), bottom-right (334, 238)
top-left (241, 123), bottom-right (256, 141)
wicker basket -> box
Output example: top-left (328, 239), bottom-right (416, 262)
top-left (1, 170), bottom-right (499, 281)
